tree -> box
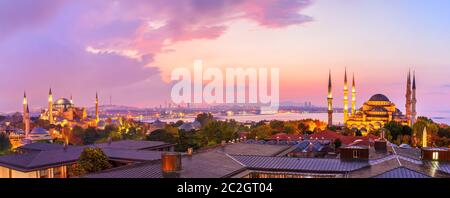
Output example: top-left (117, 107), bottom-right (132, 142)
top-left (298, 122), bottom-right (308, 134)
top-left (334, 139), bottom-right (342, 149)
top-left (200, 120), bottom-right (238, 145)
top-left (147, 129), bottom-right (177, 143)
top-left (0, 133), bottom-right (11, 155)
top-left (248, 125), bottom-right (273, 140)
top-left (270, 120), bottom-right (284, 133)
top-left (74, 148), bottom-right (112, 176)
top-left (284, 125), bottom-right (297, 134)
top-left (195, 113), bottom-right (214, 126)
top-left (83, 127), bottom-right (99, 145)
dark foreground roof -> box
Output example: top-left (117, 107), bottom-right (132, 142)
top-left (85, 161), bottom-right (163, 178)
top-left (86, 143), bottom-right (293, 178)
top-left (230, 155), bottom-right (370, 173)
top-left (96, 140), bottom-right (173, 150)
top-left (17, 142), bottom-right (69, 151)
top-left (373, 167), bottom-right (431, 178)
top-left (0, 146), bottom-right (163, 172)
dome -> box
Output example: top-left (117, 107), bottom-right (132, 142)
top-left (372, 106), bottom-right (387, 112)
top-left (54, 98), bottom-right (73, 106)
top-left (369, 94), bottom-right (390, 102)
top-left (30, 127), bottom-right (50, 135)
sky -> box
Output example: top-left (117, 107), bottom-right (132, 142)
top-left (0, 0), bottom-right (449, 116)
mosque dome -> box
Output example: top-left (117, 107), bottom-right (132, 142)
top-left (54, 98), bottom-right (74, 109)
top-left (30, 127), bottom-right (50, 135)
top-left (54, 98), bottom-right (73, 106)
top-left (369, 94), bottom-right (390, 102)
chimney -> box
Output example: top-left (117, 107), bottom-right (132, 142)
top-left (107, 137), bottom-right (112, 145)
top-left (63, 143), bottom-right (68, 152)
top-left (187, 148), bottom-right (193, 156)
top-left (161, 152), bottom-right (182, 178)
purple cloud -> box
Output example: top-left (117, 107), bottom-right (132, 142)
top-left (0, 0), bottom-right (313, 111)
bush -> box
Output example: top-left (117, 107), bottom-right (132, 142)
top-left (74, 148), bottom-right (112, 176)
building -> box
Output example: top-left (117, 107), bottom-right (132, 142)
top-left (40, 89), bottom-right (97, 127)
top-left (346, 94), bottom-right (409, 133)
top-left (84, 140), bottom-right (450, 179)
top-left (0, 140), bottom-right (175, 178)
top-left (328, 70), bottom-right (417, 132)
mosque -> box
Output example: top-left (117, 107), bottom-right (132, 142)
top-left (16, 89), bottom-right (101, 147)
top-left (327, 69), bottom-right (417, 133)
top-left (36, 89), bottom-right (100, 128)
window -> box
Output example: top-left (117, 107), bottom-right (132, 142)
top-left (53, 167), bottom-right (63, 178)
top-left (353, 150), bottom-right (360, 158)
top-left (432, 152), bottom-right (439, 161)
top-left (39, 169), bottom-right (49, 178)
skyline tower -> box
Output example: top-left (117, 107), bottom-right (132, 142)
top-left (412, 71), bottom-right (417, 126)
top-left (343, 68), bottom-right (349, 123)
top-left (351, 73), bottom-right (356, 116)
top-left (405, 70), bottom-right (412, 125)
top-left (327, 70), bottom-right (333, 127)
top-left (48, 88), bottom-right (54, 125)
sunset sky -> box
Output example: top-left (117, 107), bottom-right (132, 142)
top-left (0, 0), bottom-right (449, 115)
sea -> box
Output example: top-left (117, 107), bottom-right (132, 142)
top-left (146, 112), bottom-right (450, 125)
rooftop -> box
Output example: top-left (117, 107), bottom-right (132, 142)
top-left (95, 140), bottom-right (174, 150)
top-left (1, 140), bottom-right (170, 172)
top-left (369, 94), bottom-right (390, 102)
top-left (230, 155), bottom-right (370, 173)
top-left (373, 167), bottom-right (431, 178)
top-left (86, 142), bottom-right (293, 178)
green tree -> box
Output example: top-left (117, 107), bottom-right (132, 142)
top-left (334, 139), bottom-right (342, 149)
top-left (196, 113), bottom-right (214, 126)
top-left (270, 120), bottom-right (284, 133)
top-left (248, 125), bottom-right (273, 140)
top-left (147, 129), bottom-right (177, 143)
top-left (74, 148), bottom-right (112, 176)
top-left (0, 133), bottom-right (12, 155)
top-left (284, 125), bottom-right (296, 134)
top-left (297, 122), bottom-right (308, 134)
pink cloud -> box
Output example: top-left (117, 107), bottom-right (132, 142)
top-left (0, 0), bottom-right (313, 111)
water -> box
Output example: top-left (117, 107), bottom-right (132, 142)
top-left (146, 112), bottom-right (450, 125)
top-left (147, 113), bottom-right (345, 124)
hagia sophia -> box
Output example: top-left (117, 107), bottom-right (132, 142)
top-left (327, 69), bottom-right (417, 133)
top-left (10, 89), bottom-right (102, 148)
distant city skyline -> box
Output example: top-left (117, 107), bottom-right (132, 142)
top-left (1, 0), bottom-right (449, 114)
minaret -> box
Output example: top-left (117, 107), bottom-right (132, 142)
top-left (70, 94), bottom-right (73, 104)
top-left (411, 71), bottom-right (417, 126)
top-left (405, 70), bottom-right (412, 125)
top-left (327, 70), bottom-right (333, 127)
top-left (25, 105), bottom-right (30, 137)
top-left (343, 68), bottom-right (349, 123)
top-left (95, 92), bottom-right (100, 123)
top-left (351, 73), bottom-right (356, 116)
top-left (48, 88), bottom-right (54, 125)
top-left (23, 92), bottom-right (27, 124)
top-left (422, 127), bottom-right (427, 148)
